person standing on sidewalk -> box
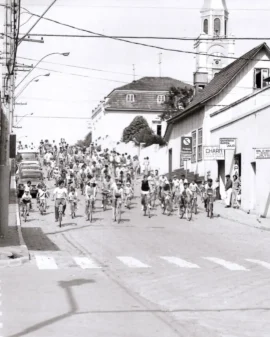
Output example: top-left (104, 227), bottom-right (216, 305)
top-left (231, 174), bottom-right (241, 208)
top-left (225, 174), bottom-right (233, 208)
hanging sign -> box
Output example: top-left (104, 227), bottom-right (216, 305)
top-left (255, 148), bottom-right (270, 159)
top-left (220, 138), bottom-right (236, 150)
top-left (203, 146), bottom-right (225, 160)
top-left (181, 137), bottom-right (192, 154)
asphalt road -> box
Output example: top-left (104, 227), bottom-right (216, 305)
top-left (1, 177), bottom-right (270, 337)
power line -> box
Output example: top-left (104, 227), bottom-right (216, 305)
top-left (20, 7), bottom-right (270, 63)
top-left (17, 56), bottom-right (135, 76)
top-left (14, 115), bottom-right (91, 119)
top-left (20, 34), bottom-right (270, 41)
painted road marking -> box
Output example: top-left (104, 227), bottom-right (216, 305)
top-left (203, 257), bottom-right (249, 271)
top-left (73, 257), bottom-right (101, 269)
top-left (117, 257), bottom-right (150, 268)
top-left (35, 255), bottom-right (58, 270)
top-left (160, 256), bottom-right (200, 269)
top-left (246, 259), bottom-right (270, 270)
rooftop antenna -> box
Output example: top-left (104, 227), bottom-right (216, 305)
top-left (158, 53), bottom-right (162, 77)
top-left (133, 64), bottom-right (136, 81)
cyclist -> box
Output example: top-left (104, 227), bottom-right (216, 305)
top-left (38, 186), bottom-right (49, 211)
top-left (68, 187), bottom-right (78, 215)
top-left (101, 175), bottom-right (113, 207)
top-left (20, 190), bottom-right (32, 216)
top-left (141, 175), bottom-right (151, 211)
top-left (112, 181), bottom-right (124, 221)
top-left (161, 178), bottom-right (172, 210)
top-left (124, 181), bottom-right (133, 207)
top-left (24, 180), bottom-right (32, 192)
top-left (172, 175), bottom-right (180, 202)
top-left (85, 181), bottom-right (97, 220)
top-left (52, 179), bottom-right (68, 222)
top-left (180, 182), bottom-right (193, 207)
top-left (205, 179), bottom-right (216, 214)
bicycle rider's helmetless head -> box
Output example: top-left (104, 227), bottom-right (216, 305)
top-left (58, 180), bottom-right (65, 188)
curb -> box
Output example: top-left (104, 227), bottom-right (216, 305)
top-left (0, 174), bottom-right (31, 267)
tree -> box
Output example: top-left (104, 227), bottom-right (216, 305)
top-left (75, 131), bottom-right (92, 147)
top-left (160, 86), bottom-right (194, 121)
top-left (122, 116), bottom-right (166, 147)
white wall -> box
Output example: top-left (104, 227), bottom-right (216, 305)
top-left (139, 144), bottom-right (168, 174)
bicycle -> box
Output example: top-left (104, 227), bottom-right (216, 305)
top-left (163, 194), bottom-right (173, 216)
top-left (150, 186), bottom-right (157, 207)
top-left (113, 197), bottom-right (122, 223)
top-left (86, 197), bottom-right (94, 222)
top-left (191, 192), bottom-right (198, 215)
top-left (70, 201), bottom-right (77, 219)
top-left (142, 193), bottom-right (151, 218)
top-left (179, 196), bottom-right (192, 221)
top-left (206, 190), bottom-right (214, 218)
top-left (125, 193), bottom-right (132, 209)
top-left (58, 202), bottom-right (64, 227)
top-left (39, 199), bottom-right (46, 215)
top-left (21, 202), bottom-right (30, 222)
top-left (102, 191), bottom-right (111, 211)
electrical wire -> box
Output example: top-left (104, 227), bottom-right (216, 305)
top-left (20, 7), bottom-right (270, 63)
top-left (20, 34), bottom-right (270, 41)
top-left (17, 56), bottom-right (136, 76)
top-left (14, 115), bottom-right (91, 119)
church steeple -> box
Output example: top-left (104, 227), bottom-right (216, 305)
top-left (194, 0), bottom-right (235, 91)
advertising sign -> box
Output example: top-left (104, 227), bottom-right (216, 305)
top-left (181, 136), bottom-right (192, 154)
top-left (203, 146), bottom-right (225, 160)
top-left (181, 153), bottom-right (191, 161)
top-left (220, 138), bottom-right (236, 150)
top-left (255, 148), bottom-right (270, 159)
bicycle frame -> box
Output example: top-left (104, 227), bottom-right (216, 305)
top-left (113, 197), bottom-right (122, 223)
top-left (206, 194), bottom-right (214, 218)
top-left (58, 203), bottom-right (64, 227)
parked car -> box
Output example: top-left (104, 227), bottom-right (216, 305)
top-left (16, 150), bottom-right (40, 165)
top-left (17, 169), bottom-right (43, 198)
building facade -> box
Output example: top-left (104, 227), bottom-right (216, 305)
top-left (90, 77), bottom-right (192, 143)
top-left (165, 43), bottom-right (270, 217)
top-left (194, 0), bottom-right (235, 91)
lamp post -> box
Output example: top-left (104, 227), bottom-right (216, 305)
top-left (15, 52), bottom-right (70, 89)
top-left (15, 73), bottom-right (50, 100)
top-left (13, 113), bottom-right (34, 129)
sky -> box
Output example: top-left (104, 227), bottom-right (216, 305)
top-left (3, 0), bottom-right (270, 146)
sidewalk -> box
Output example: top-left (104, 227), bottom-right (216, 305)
top-left (0, 162), bottom-right (30, 267)
top-left (210, 200), bottom-right (270, 231)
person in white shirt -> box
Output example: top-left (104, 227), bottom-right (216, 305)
top-left (52, 180), bottom-right (68, 222)
top-left (68, 187), bottom-right (78, 215)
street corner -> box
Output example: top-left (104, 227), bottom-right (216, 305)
top-left (0, 245), bottom-right (30, 268)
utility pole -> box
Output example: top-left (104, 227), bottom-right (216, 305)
top-left (158, 53), bottom-right (162, 77)
top-left (0, 0), bottom-right (16, 236)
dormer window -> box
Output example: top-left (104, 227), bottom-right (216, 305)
top-left (214, 18), bottom-right (221, 36)
top-left (126, 94), bottom-right (135, 102)
top-left (157, 95), bottom-right (165, 104)
top-left (254, 68), bottom-right (270, 89)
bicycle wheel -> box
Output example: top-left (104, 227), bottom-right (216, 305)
top-left (89, 202), bottom-right (93, 222)
top-left (180, 206), bottom-right (185, 219)
top-left (148, 204), bottom-right (151, 218)
top-left (117, 205), bottom-right (121, 224)
top-left (194, 199), bottom-right (198, 215)
top-left (210, 202), bottom-right (214, 219)
top-left (103, 196), bottom-right (106, 211)
top-left (207, 201), bottom-right (210, 217)
top-left (24, 209), bottom-right (27, 222)
top-left (59, 213), bottom-right (62, 227)
top-left (186, 205), bottom-right (192, 221)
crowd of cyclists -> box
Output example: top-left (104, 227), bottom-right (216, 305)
top-left (19, 139), bottom-right (217, 224)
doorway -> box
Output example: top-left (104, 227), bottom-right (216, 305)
top-left (251, 161), bottom-right (256, 211)
top-left (168, 149), bottom-right (173, 178)
top-left (217, 160), bottom-right (225, 184)
top-left (234, 153), bottom-right (242, 177)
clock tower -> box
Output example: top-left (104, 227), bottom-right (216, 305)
top-left (194, 0), bottom-right (235, 90)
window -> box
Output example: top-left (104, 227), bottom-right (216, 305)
top-left (214, 18), bottom-right (221, 35)
top-left (225, 19), bottom-right (227, 36)
top-left (191, 131), bottom-right (197, 163)
top-left (157, 124), bottom-right (162, 136)
top-left (126, 94), bottom-right (135, 102)
top-left (197, 128), bottom-right (203, 161)
top-left (157, 95), bottom-right (165, 104)
top-left (180, 154), bottom-right (184, 168)
top-left (254, 69), bottom-right (270, 89)
top-left (203, 19), bottom-right (208, 34)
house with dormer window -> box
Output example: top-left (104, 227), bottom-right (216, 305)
top-left (90, 77), bottom-right (192, 142)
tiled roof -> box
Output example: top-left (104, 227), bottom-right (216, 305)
top-left (168, 43), bottom-right (270, 124)
top-left (115, 77), bottom-right (192, 91)
top-left (106, 77), bottom-right (192, 111)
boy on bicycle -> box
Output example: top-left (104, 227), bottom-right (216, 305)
top-left (68, 187), bottom-right (78, 215)
top-left (20, 190), bottom-right (32, 216)
top-left (124, 181), bottom-right (133, 207)
top-left (85, 181), bottom-right (97, 220)
top-left (112, 181), bottom-right (124, 221)
top-left (101, 175), bottom-right (113, 207)
top-left (180, 182), bottom-right (193, 206)
top-left (38, 186), bottom-right (49, 210)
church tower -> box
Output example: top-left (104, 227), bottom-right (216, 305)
top-left (194, 0), bottom-right (235, 90)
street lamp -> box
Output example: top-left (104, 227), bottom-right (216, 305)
top-left (15, 52), bottom-right (70, 89)
top-left (15, 73), bottom-right (50, 100)
top-left (13, 113), bottom-right (34, 129)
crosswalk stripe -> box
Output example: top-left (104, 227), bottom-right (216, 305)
top-left (73, 257), bottom-right (101, 269)
top-left (35, 255), bottom-right (58, 270)
top-left (203, 257), bottom-right (249, 271)
top-left (117, 256), bottom-right (150, 268)
top-left (246, 259), bottom-right (270, 269)
top-left (160, 256), bottom-right (200, 269)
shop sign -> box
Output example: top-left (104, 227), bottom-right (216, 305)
top-left (255, 148), bottom-right (270, 159)
top-left (203, 146), bottom-right (225, 160)
top-left (181, 152), bottom-right (191, 161)
top-left (181, 136), bottom-right (192, 154)
top-left (220, 138), bottom-right (236, 150)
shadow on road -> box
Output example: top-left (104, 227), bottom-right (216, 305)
top-left (21, 227), bottom-right (60, 251)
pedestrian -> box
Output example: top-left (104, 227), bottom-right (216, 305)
top-left (214, 178), bottom-right (220, 200)
top-left (225, 174), bottom-right (233, 208)
top-left (231, 174), bottom-right (241, 208)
